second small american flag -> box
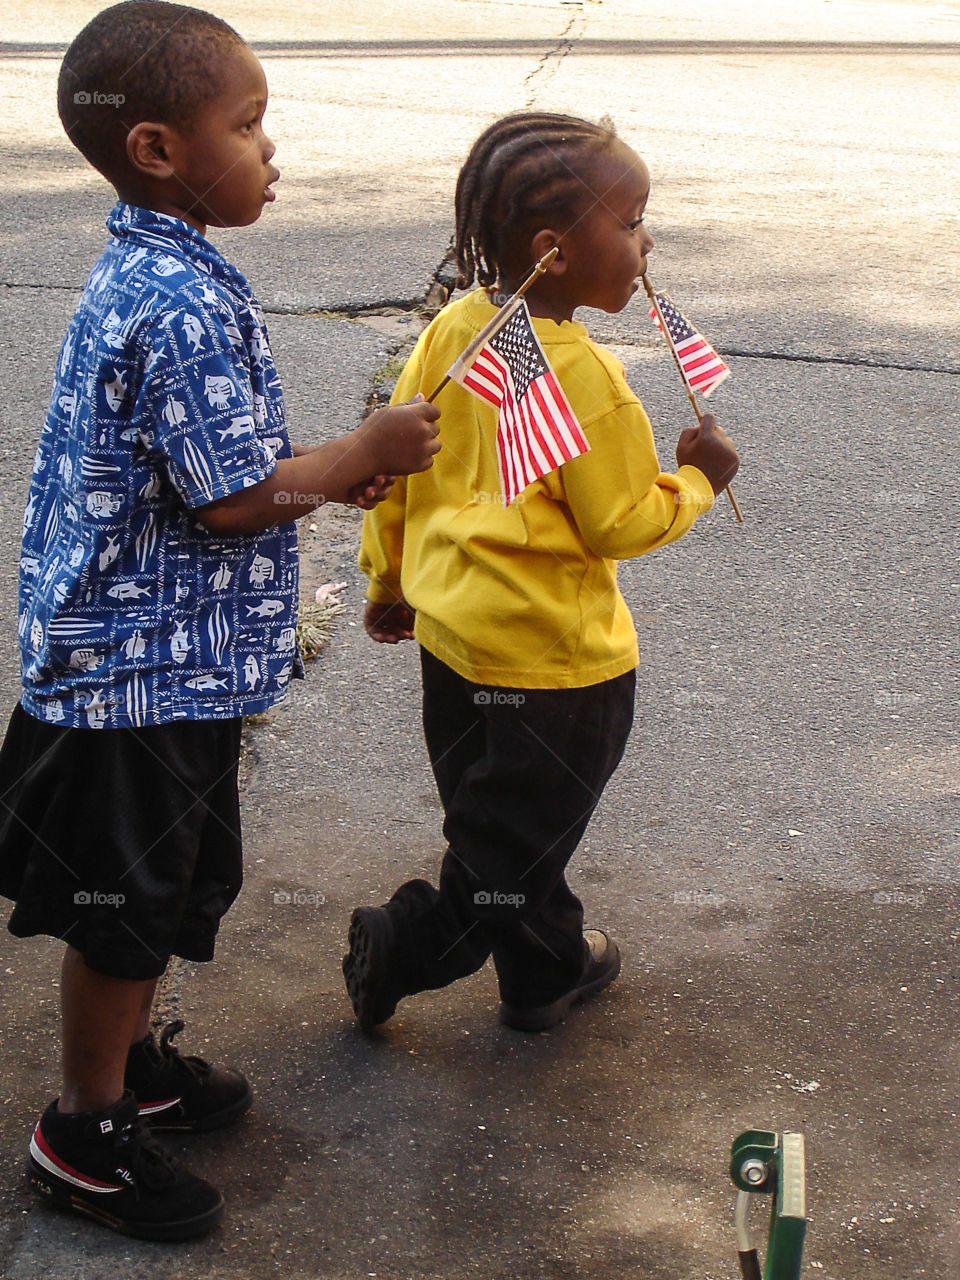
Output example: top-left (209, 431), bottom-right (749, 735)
top-left (650, 292), bottom-right (730, 398)
top-left (448, 299), bottom-right (589, 506)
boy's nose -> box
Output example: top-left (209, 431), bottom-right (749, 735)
top-left (262, 133), bottom-right (276, 163)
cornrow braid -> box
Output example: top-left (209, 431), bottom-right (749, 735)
top-left (454, 112), bottom-right (618, 290)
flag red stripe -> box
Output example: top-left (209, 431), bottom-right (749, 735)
top-left (462, 364), bottom-right (501, 394)
top-left (685, 367), bottom-right (727, 388)
top-left (527, 380), bottom-right (574, 463)
top-left (515, 392), bottom-right (553, 473)
top-left (500, 365), bottom-right (528, 501)
top-left (461, 366), bottom-right (502, 406)
top-left (545, 373), bottom-right (589, 451)
top-left (688, 363), bottom-right (729, 384)
top-left (517, 392), bottom-right (555, 474)
top-left (691, 373), bottom-right (727, 391)
top-left (459, 350), bottom-right (520, 500)
top-left (681, 351), bottom-right (726, 374)
top-left (534, 376), bottom-right (589, 458)
top-left (676, 336), bottom-right (707, 356)
top-left (503, 393), bottom-right (530, 496)
top-left (498, 395), bottom-right (521, 502)
top-left (542, 369), bottom-right (583, 441)
top-left (483, 349), bottom-right (531, 497)
top-left (524, 395), bottom-right (565, 471)
top-left (534, 375), bottom-right (584, 455)
top-left (679, 350), bottom-right (715, 371)
top-left (465, 349), bottom-right (509, 395)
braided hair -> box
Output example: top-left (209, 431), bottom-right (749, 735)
top-left (454, 112), bottom-right (618, 290)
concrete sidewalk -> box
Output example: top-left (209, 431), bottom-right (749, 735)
top-left (1, 3), bottom-right (959, 1277)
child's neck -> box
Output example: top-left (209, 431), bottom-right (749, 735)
top-left (525, 297), bottom-right (575, 324)
top-left (114, 180), bottom-right (209, 237)
top-left (493, 281), bottom-right (575, 325)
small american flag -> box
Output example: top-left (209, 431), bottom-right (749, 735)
top-left (448, 299), bottom-right (589, 505)
top-left (650, 292), bottom-right (730, 398)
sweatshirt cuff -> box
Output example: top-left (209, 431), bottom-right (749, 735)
top-left (675, 464), bottom-right (716, 513)
top-left (366, 578), bottom-right (405, 605)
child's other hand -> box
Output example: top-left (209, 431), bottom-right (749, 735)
top-left (358, 395), bottom-right (441, 477)
top-left (364, 600), bottom-right (416, 644)
top-left (347, 475), bottom-right (395, 509)
top-left (676, 413), bottom-right (740, 495)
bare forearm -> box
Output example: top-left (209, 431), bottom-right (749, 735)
top-left (198, 434), bottom-right (377, 535)
top-left (196, 398), bottom-right (440, 536)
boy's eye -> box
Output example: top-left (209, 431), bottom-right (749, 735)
top-left (627, 217), bottom-right (644, 231)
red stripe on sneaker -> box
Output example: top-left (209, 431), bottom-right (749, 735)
top-left (137, 1096), bottom-right (181, 1116)
top-left (31, 1124), bottom-right (123, 1194)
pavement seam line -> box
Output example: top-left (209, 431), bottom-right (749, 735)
top-left (7, 283), bottom-right (956, 376)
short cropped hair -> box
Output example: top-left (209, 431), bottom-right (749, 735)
top-left (454, 112), bottom-right (619, 289)
top-left (58, 1), bottom-right (244, 179)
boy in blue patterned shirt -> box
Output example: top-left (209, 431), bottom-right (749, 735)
top-left (0, 0), bottom-right (439, 1241)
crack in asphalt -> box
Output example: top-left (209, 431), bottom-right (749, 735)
top-left (356, 242), bottom-right (459, 411)
top-left (523, 0), bottom-right (588, 107)
top-left (722, 349), bottom-right (960, 376)
top-left (5, 281), bottom-right (955, 376)
top-left (1, 280), bottom-right (76, 290)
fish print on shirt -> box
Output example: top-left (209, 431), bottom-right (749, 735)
top-left (18, 203), bottom-right (300, 728)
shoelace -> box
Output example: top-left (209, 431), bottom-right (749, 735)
top-left (114, 1116), bottom-right (184, 1193)
top-left (157, 1020), bottom-right (211, 1083)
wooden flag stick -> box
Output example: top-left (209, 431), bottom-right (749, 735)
top-left (642, 275), bottom-right (743, 523)
top-left (424, 246), bottom-right (560, 404)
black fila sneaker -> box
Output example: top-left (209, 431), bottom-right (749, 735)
top-left (342, 906), bottom-right (404, 1030)
top-left (27, 1091), bottom-right (223, 1240)
top-left (125, 1021), bottom-right (253, 1132)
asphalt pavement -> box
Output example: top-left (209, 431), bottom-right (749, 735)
top-left (1, 2), bottom-right (959, 1277)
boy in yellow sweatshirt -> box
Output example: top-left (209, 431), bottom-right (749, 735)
top-left (345, 112), bottom-right (739, 1033)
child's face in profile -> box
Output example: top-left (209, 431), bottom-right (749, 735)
top-left (562, 142), bottom-right (654, 315)
top-left (174, 43), bottom-right (280, 231)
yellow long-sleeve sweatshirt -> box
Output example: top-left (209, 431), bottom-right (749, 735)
top-left (360, 290), bottom-right (715, 690)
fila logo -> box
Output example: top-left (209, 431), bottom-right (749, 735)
top-left (100, 1120), bottom-right (114, 1135)
top-left (116, 1167), bottom-right (135, 1185)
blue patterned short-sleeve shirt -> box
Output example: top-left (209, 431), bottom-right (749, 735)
top-left (19, 203), bottom-right (301, 728)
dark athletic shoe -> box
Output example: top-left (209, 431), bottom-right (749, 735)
top-left (499, 929), bottom-right (622, 1032)
top-left (342, 906), bottom-right (402, 1029)
top-left (27, 1091), bottom-right (224, 1241)
top-left (125, 1021), bottom-right (252, 1133)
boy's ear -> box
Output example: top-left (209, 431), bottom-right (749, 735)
top-left (530, 227), bottom-right (567, 273)
top-left (125, 121), bottom-right (180, 180)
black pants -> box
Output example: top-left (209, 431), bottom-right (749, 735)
top-left (383, 649), bottom-right (635, 1008)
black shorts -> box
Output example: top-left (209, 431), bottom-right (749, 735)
top-left (0, 703), bottom-right (243, 980)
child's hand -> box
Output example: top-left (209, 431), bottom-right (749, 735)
top-left (365, 599), bottom-right (416, 644)
top-left (347, 475), bottom-right (395, 509)
top-left (676, 413), bottom-right (739, 494)
top-left (357, 395), bottom-right (441, 477)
